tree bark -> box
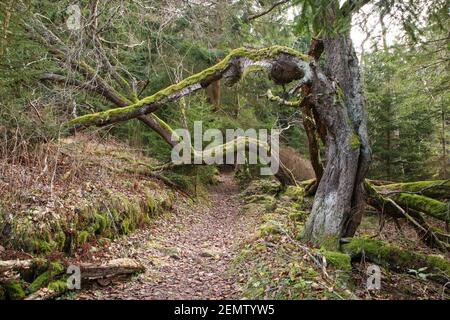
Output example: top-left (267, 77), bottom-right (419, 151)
top-left (303, 2), bottom-right (371, 247)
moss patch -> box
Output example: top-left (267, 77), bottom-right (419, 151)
top-left (27, 262), bottom-right (65, 294)
top-left (4, 281), bottom-right (26, 300)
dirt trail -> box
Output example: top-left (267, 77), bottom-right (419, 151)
top-left (77, 173), bottom-right (254, 300)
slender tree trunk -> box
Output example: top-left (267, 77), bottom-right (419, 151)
top-left (441, 102), bottom-right (447, 179)
top-left (380, 14), bottom-right (392, 180)
top-left (300, 103), bottom-right (323, 182)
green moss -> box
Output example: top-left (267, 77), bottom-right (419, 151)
top-left (76, 230), bottom-right (90, 246)
top-left (27, 261), bottom-right (65, 294)
top-left (375, 180), bottom-right (450, 199)
top-left (66, 46), bottom-right (311, 128)
top-left (144, 189), bottom-right (157, 215)
top-left (32, 239), bottom-right (55, 253)
top-left (160, 193), bottom-right (174, 211)
top-left (121, 218), bottom-right (132, 235)
top-left (350, 131), bottom-right (361, 150)
top-left (391, 193), bottom-right (449, 222)
top-left (284, 186), bottom-right (305, 201)
top-left (32, 258), bottom-right (49, 273)
top-left (259, 220), bottom-right (282, 236)
top-left (246, 194), bottom-right (275, 204)
top-left (320, 249), bottom-right (352, 289)
top-left (321, 250), bottom-right (352, 272)
top-left (27, 271), bottom-right (50, 293)
top-left (93, 212), bottom-right (109, 234)
top-left (241, 179), bottom-right (281, 197)
top-left (50, 262), bottom-right (65, 274)
top-left (288, 210), bottom-right (306, 222)
top-left (316, 234), bottom-right (341, 251)
top-left (47, 280), bottom-right (68, 293)
top-left (342, 237), bottom-right (450, 277)
top-left (54, 231), bottom-right (66, 252)
top-left (4, 282), bottom-right (26, 300)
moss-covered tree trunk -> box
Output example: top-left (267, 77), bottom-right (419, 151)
top-left (303, 1), bottom-right (371, 247)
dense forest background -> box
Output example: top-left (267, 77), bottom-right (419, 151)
top-left (1, 0), bottom-right (447, 184)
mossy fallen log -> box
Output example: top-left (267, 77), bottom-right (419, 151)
top-left (375, 180), bottom-right (450, 200)
top-left (390, 193), bottom-right (449, 223)
top-left (24, 281), bottom-right (67, 300)
top-left (78, 258), bottom-right (145, 280)
top-left (1, 258), bottom-right (144, 300)
top-left (365, 182), bottom-right (449, 251)
top-left (342, 238), bottom-right (450, 284)
top-left (0, 259), bottom-right (34, 274)
top-left (66, 46), bottom-right (312, 129)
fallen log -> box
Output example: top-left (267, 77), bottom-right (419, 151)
top-left (24, 286), bottom-right (64, 300)
top-left (0, 259), bottom-right (34, 274)
top-left (390, 193), bottom-right (449, 223)
top-left (79, 258), bottom-right (145, 280)
top-left (375, 180), bottom-right (450, 200)
top-left (341, 237), bottom-right (450, 284)
top-left (364, 182), bottom-right (449, 251)
top-left (1, 258), bottom-right (144, 300)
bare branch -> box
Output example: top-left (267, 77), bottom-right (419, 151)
top-left (246, 0), bottom-right (290, 22)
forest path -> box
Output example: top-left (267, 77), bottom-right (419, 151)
top-left (77, 172), bottom-right (254, 300)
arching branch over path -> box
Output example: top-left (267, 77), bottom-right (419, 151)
top-left (66, 46), bottom-right (313, 129)
top-left (66, 45), bottom-right (369, 248)
top-left (26, 6), bottom-right (371, 250)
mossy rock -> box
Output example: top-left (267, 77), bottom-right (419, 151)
top-left (321, 250), bottom-right (353, 288)
top-left (259, 220), bottom-right (282, 237)
top-left (245, 194), bottom-right (275, 207)
top-left (3, 180), bottom-right (170, 256)
top-left (241, 179), bottom-right (281, 197)
top-left (0, 286), bottom-right (5, 300)
top-left (288, 210), bottom-right (306, 222)
top-left (322, 250), bottom-right (352, 272)
top-left (283, 186), bottom-right (305, 201)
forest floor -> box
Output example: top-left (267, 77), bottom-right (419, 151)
top-left (1, 135), bottom-right (447, 300)
top-left (71, 173), bottom-right (448, 300)
top-left (73, 172), bottom-right (259, 300)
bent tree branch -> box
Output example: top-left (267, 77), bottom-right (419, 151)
top-left (28, 11), bottom-right (371, 248)
top-left (65, 44), bottom-right (369, 247)
top-left (66, 46), bottom-right (313, 129)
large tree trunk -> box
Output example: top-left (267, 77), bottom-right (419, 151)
top-left (303, 3), bottom-right (371, 247)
